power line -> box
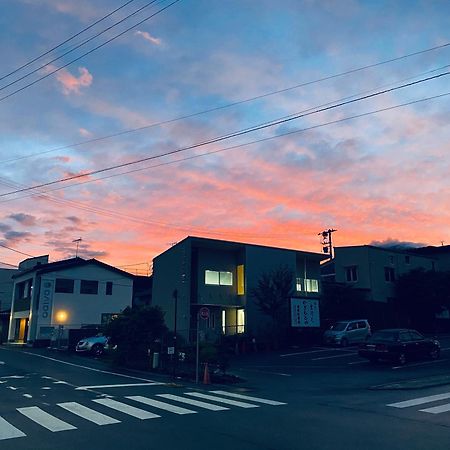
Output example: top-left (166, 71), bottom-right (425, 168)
top-left (0, 0), bottom-right (181, 103)
top-left (0, 0), bottom-right (137, 83)
top-left (0, 0), bottom-right (159, 93)
top-left (2, 44), bottom-right (449, 165)
top-left (2, 91), bottom-right (449, 240)
top-left (0, 243), bottom-right (35, 258)
top-left (1, 70), bottom-right (448, 198)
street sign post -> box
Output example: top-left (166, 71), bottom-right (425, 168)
top-left (196, 307), bottom-right (210, 383)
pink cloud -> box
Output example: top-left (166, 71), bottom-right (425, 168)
top-left (55, 67), bottom-right (93, 95)
top-left (135, 30), bottom-right (162, 46)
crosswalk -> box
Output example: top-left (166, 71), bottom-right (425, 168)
top-left (0, 391), bottom-right (286, 441)
top-left (387, 391), bottom-right (450, 417)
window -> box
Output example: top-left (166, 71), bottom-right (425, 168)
top-left (237, 309), bottom-right (245, 334)
top-left (305, 279), bottom-right (319, 292)
top-left (55, 278), bottom-right (74, 294)
top-left (237, 265), bottom-right (245, 295)
top-left (345, 266), bottom-right (358, 282)
top-left (80, 280), bottom-right (98, 294)
top-left (357, 321), bottom-right (367, 329)
top-left (384, 267), bottom-right (395, 282)
top-left (205, 270), bottom-right (233, 286)
top-left (296, 278), bottom-right (302, 292)
top-left (106, 282), bottom-right (113, 296)
top-left (405, 255), bottom-right (410, 265)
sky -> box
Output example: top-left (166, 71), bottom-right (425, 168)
top-left (0, 0), bottom-right (449, 273)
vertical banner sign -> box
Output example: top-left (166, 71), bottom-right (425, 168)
top-left (291, 298), bottom-right (320, 328)
top-left (39, 279), bottom-right (54, 326)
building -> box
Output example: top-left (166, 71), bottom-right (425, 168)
top-left (321, 245), bottom-right (437, 303)
top-left (412, 245), bottom-right (450, 271)
top-left (152, 236), bottom-right (325, 343)
top-left (8, 257), bottom-right (134, 346)
top-left (0, 268), bottom-right (17, 343)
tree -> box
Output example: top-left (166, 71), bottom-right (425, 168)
top-left (250, 265), bottom-right (294, 345)
top-left (104, 305), bottom-right (167, 367)
top-left (394, 269), bottom-right (450, 332)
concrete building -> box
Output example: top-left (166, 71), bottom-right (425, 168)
top-left (412, 245), bottom-right (450, 271)
top-left (321, 245), bottom-right (437, 303)
top-left (8, 257), bottom-right (134, 346)
top-left (152, 236), bottom-right (325, 343)
top-left (0, 268), bottom-right (17, 343)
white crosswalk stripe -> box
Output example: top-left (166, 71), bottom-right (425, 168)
top-left (17, 406), bottom-right (77, 432)
top-left (387, 392), bottom-right (450, 408)
top-left (0, 417), bottom-right (26, 441)
top-left (127, 396), bottom-right (197, 415)
top-left (58, 402), bottom-right (121, 425)
top-left (92, 398), bottom-right (160, 420)
top-left (420, 403), bottom-right (450, 414)
top-left (211, 390), bottom-right (287, 406)
top-left (185, 392), bottom-right (259, 408)
top-left (156, 394), bottom-right (229, 411)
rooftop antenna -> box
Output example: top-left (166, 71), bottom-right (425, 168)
top-left (73, 238), bottom-right (82, 257)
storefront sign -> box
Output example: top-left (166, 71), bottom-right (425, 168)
top-left (291, 298), bottom-right (320, 328)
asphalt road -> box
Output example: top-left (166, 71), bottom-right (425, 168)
top-left (2, 338), bottom-right (450, 450)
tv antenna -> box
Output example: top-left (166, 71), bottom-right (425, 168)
top-left (73, 238), bottom-right (82, 257)
top-left (318, 229), bottom-right (337, 258)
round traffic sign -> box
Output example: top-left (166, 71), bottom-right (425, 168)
top-left (199, 307), bottom-right (210, 320)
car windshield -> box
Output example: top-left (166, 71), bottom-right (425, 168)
top-left (370, 331), bottom-right (398, 342)
top-left (330, 322), bottom-right (347, 331)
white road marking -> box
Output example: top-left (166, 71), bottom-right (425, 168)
top-left (23, 394), bottom-right (33, 398)
top-left (185, 392), bottom-right (259, 408)
top-left (92, 398), bottom-right (160, 420)
top-left (280, 348), bottom-right (333, 357)
top-left (0, 417), bottom-right (26, 441)
top-left (348, 360), bottom-right (368, 365)
top-left (58, 402), bottom-right (120, 425)
top-left (0, 361), bottom-right (5, 365)
top-left (156, 394), bottom-right (229, 411)
top-left (388, 392), bottom-right (450, 408)
top-left (0, 375), bottom-right (25, 379)
top-left (17, 406), bottom-right (77, 432)
top-left (41, 387), bottom-right (51, 390)
top-left (21, 352), bottom-right (158, 383)
top-left (420, 403), bottom-right (450, 414)
top-left (7, 387), bottom-right (17, 390)
top-left (392, 359), bottom-right (448, 370)
top-left (312, 352), bottom-right (358, 361)
top-left (127, 396), bottom-right (197, 415)
top-left (211, 391), bottom-right (287, 406)
top-left (76, 382), bottom-right (162, 390)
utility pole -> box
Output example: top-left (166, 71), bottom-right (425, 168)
top-left (72, 238), bottom-right (82, 257)
top-left (318, 229), bottom-right (337, 259)
top-left (172, 289), bottom-right (178, 379)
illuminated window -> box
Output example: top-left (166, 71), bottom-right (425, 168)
top-left (296, 278), bottom-right (302, 292)
top-left (237, 309), bottom-right (245, 334)
top-left (237, 265), bottom-right (245, 295)
top-left (305, 279), bottom-right (319, 292)
top-left (222, 310), bottom-right (226, 333)
top-left (205, 270), bottom-right (233, 286)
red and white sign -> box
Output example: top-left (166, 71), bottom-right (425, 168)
top-left (199, 307), bottom-right (210, 320)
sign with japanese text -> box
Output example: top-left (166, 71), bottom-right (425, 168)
top-left (291, 298), bottom-right (320, 328)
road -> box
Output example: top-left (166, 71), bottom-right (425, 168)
top-left (1, 338), bottom-right (450, 450)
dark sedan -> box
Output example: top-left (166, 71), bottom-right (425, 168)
top-left (358, 328), bottom-right (440, 365)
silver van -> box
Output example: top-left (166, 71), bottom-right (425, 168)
top-left (323, 319), bottom-right (371, 347)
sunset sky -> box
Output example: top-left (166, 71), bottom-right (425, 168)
top-left (0, 0), bottom-right (449, 273)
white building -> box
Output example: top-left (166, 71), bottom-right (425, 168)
top-left (8, 257), bottom-right (134, 345)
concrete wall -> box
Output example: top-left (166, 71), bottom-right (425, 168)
top-left (0, 269), bottom-right (16, 312)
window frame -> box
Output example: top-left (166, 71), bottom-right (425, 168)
top-left (80, 279), bottom-right (99, 295)
top-left (55, 278), bottom-right (75, 294)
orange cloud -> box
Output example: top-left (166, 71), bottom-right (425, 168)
top-left (55, 67), bottom-right (93, 95)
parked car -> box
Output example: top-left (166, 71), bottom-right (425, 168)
top-left (323, 319), bottom-right (371, 347)
top-left (76, 335), bottom-right (109, 357)
top-left (358, 329), bottom-right (440, 365)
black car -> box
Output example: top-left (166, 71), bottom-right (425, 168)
top-left (358, 328), bottom-right (440, 365)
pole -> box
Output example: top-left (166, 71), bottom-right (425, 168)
top-left (195, 311), bottom-right (200, 384)
top-left (172, 289), bottom-right (178, 379)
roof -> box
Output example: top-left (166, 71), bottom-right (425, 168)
top-left (154, 235), bottom-right (327, 261)
top-left (335, 244), bottom-right (437, 258)
top-left (13, 257), bottom-right (136, 279)
top-left (412, 245), bottom-right (450, 256)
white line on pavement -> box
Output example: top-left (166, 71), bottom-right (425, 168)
top-left (185, 392), bottom-right (259, 408)
top-left (392, 358), bottom-right (448, 370)
top-left (127, 396), bottom-right (197, 415)
top-left (17, 406), bottom-right (77, 432)
top-left (347, 360), bottom-right (368, 365)
top-left (280, 348), bottom-right (333, 357)
top-left (420, 403), bottom-right (450, 414)
top-left (211, 391), bottom-right (286, 406)
top-left (58, 402), bottom-right (121, 425)
top-left (312, 352), bottom-right (358, 361)
top-left (157, 394), bottom-right (229, 411)
top-left (76, 382), bottom-right (162, 390)
top-left (0, 417), bottom-right (26, 441)
top-left (93, 398), bottom-right (160, 420)
top-left (20, 352), bottom-right (158, 383)
top-left (388, 392), bottom-right (450, 408)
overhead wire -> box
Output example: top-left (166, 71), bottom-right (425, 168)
top-left (0, 0), bottom-right (137, 83)
top-left (0, 0), bottom-right (160, 93)
top-left (1, 42), bottom-right (449, 165)
top-left (1, 70), bottom-right (448, 198)
top-left (0, 0), bottom-right (181, 103)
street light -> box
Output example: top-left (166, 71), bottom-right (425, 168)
top-left (55, 310), bottom-right (68, 349)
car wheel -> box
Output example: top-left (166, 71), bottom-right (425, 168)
top-left (340, 338), bottom-right (348, 348)
top-left (429, 348), bottom-right (440, 360)
top-left (398, 352), bottom-right (407, 365)
top-left (91, 344), bottom-right (104, 357)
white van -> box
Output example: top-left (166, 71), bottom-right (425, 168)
top-left (323, 319), bottom-right (371, 347)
